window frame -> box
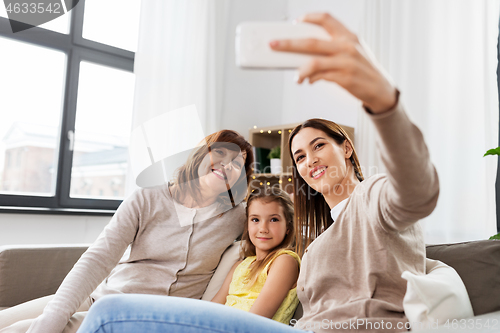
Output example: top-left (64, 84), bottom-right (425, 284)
top-left (0, 0), bottom-right (134, 214)
top-left (496, 15), bottom-right (500, 233)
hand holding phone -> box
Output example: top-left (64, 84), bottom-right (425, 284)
top-left (262, 13), bottom-right (397, 113)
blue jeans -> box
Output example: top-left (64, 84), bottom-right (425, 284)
top-left (77, 294), bottom-right (310, 333)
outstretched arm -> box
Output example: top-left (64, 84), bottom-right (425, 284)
top-left (211, 260), bottom-right (242, 304)
top-left (249, 254), bottom-right (299, 319)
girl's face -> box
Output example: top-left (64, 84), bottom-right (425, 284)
top-left (247, 199), bottom-right (288, 258)
top-left (197, 146), bottom-right (246, 196)
top-left (291, 127), bottom-right (352, 196)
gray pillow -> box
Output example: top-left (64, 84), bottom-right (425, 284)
top-left (426, 240), bottom-right (500, 316)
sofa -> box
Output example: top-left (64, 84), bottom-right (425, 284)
top-left (418, 240), bottom-right (500, 332)
top-left (1, 240), bottom-right (499, 332)
top-left (0, 244), bottom-right (90, 310)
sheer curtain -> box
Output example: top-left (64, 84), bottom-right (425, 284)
top-left (357, 0), bottom-right (500, 243)
top-left (125, 0), bottom-right (230, 195)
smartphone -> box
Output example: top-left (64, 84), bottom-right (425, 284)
top-left (235, 22), bottom-right (330, 69)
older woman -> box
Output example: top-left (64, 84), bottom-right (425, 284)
top-left (0, 130), bottom-right (253, 333)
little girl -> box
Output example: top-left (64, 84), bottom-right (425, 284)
top-left (211, 187), bottom-right (300, 325)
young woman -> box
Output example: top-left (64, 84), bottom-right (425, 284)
top-left (211, 188), bottom-right (300, 324)
top-left (0, 130), bottom-right (253, 333)
top-left (75, 12), bottom-right (439, 333)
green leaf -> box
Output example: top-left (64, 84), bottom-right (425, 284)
top-left (489, 232), bottom-right (500, 240)
top-left (267, 146), bottom-right (281, 159)
top-left (483, 147), bottom-right (500, 157)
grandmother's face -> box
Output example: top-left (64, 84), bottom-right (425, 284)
top-left (197, 145), bottom-right (246, 196)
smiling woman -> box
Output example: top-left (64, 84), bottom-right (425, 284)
top-left (289, 118), bottom-right (364, 253)
top-left (276, 12), bottom-right (439, 331)
top-left (197, 145), bottom-right (246, 198)
top-left (170, 130), bottom-right (253, 210)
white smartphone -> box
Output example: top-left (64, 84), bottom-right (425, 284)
top-left (235, 22), bottom-right (330, 69)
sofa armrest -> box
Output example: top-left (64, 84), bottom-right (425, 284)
top-left (426, 240), bottom-right (500, 316)
top-left (0, 244), bottom-right (89, 307)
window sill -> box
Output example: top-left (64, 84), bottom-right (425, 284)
top-left (0, 206), bottom-right (115, 216)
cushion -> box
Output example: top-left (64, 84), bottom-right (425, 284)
top-left (402, 259), bottom-right (474, 330)
top-left (202, 241), bottom-right (243, 301)
top-left (425, 240), bottom-right (500, 316)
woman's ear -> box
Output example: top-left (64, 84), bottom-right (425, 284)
top-left (344, 141), bottom-right (353, 159)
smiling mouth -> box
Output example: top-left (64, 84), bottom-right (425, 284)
top-left (212, 169), bottom-right (227, 180)
top-left (311, 166), bottom-right (327, 179)
top-left (256, 237), bottom-right (272, 240)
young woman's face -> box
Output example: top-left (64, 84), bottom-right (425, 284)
top-left (291, 127), bottom-right (351, 196)
top-left (197, 146), bottom-right (246, 195)
top-left (247, 199), bottom-right (288, 257)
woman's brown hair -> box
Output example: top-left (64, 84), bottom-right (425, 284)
top-left (288, 119), bottom-right (363, 257)
top-left (240, 187), bottom-right (295, 287)
top-left (170, 130), bottom-right (254, 209)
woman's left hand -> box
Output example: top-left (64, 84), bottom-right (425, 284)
top-left (270, 13), bottom-right (397, 114)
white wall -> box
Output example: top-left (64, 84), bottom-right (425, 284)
top-left (0, 213), bottom-right (109, 246)
top-left (220, 0), bottom-right (288, 137)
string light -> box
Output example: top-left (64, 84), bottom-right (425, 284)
top-left (252, 127), bottom-right (293, 187)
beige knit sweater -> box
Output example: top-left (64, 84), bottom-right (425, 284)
top-left (295, 101), bottom-right (439, 332)
top-left (27, 185), bottom-right (245, 333)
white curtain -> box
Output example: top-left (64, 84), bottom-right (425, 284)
top-left (358, 0), bottom-right (500, 243)
top-left (125, 0), bottom-right (230, 195)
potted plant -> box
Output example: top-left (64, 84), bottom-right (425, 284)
top-left (483, 147), bottom-right (500, 240)
top-left (268, 146), bottom-right (282, 174)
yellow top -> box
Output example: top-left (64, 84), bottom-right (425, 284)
top-left (225, 249), bottom-right (301, 325)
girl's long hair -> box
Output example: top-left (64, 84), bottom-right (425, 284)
top-left (240, 187), bottom-right (295, 287)
top-left (288, 119), bottom-right (363, 257)
top-left (170, 130), bottom-right (253, 210)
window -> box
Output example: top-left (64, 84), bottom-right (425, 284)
top-left (0, 0), bottom-right (140, 213)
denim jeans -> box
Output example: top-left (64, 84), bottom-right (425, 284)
top-left (77, 294), bottom-right (310, 333)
